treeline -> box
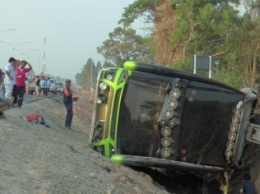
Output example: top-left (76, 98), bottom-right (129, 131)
top-left (75, 58), bottom-right (113, 89)
top-left (77, 0), bottom-right (260, 89)
top-left (118, 0), bottom-right (260, 88)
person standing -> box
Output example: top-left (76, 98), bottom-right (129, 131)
top-left (16, 60), bottom-right (33, 108)
top-left (0, 68), bottom-right (10, 118)
top-left (40, 77), bottom-right (47, 96)
top-left (46, 77), bottom-right (51, 96)
top-left (63, 79), bottom-right (79, 129)
top-left (240, 173), bottom-right (257, 194)
top-left (4, 57), bottom-right (16, 103)
top-left (0, 69), bottom-right (4, 95)
top-left (35, 76), bottom-right (41, 95)
top-left (12, 60), bottom-right (20, 106)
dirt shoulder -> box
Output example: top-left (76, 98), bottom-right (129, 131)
top-left (0, 94), bottom-right (168, 194)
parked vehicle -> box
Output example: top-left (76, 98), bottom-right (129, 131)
top-left (26, 71), bottom-right (36, 94)
top-left (89, 61), bottom-right (260, 191)
top-left (55, 82), bottom-right (64, 93)
top-left (49, 79), bottom-right (57, 93)
top-left (50, 82), bottom-right (64, 94)
top-left (26, 78), bottom-right (36, 95)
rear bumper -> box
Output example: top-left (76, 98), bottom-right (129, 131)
top-left (111, 155), bottom-right (226, 173)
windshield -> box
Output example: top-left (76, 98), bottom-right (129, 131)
top-left (117, 71), bottom-right (245, 165)
top-left (118, 71), bottom-right (170, 157)
top-left (56, 83), bottom-right (63, 87)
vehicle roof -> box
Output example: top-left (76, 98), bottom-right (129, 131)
top-left (124, 61), bottom-right (245, 95)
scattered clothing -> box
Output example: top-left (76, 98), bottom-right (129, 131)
top-left (22, 114), bottom-right (50, 128)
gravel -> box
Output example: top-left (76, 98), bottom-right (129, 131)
top-left (0, 94), bottom-right (168, 194)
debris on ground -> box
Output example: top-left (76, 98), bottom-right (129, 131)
top-left (21, 113), bottom-right (50, 128)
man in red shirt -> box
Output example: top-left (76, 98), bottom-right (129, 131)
top-left (63, 79), bottom-right (79, 129)
top-left (16, 60), bottom-right (33, 108)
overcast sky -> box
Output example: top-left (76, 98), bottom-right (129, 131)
top-left (0, 0), bottom-right (142, 80)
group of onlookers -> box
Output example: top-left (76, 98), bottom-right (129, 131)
top-left (33, 76), bottom-right (51, 96)
top-left (38, 76), bottom-right (51, 96)
top-left (0, 57), bottom-right (33, 118)
top-left (1, 57), bottom-right (79, 130)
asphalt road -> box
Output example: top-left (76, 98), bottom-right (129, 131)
top-left (24, 93), bottom-right (63, 104)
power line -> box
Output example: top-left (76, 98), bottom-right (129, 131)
top-left (46, 60), bottom-right (89, 62)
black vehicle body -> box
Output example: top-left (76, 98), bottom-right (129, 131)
top-left (90, 61), bottom-right (260, 175)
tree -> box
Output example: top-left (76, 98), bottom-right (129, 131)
top-left (97, 27), bottom-right (153, 66)
top-left (120, 0), bottom-right (241, 66)
top-left (103, 61), bottom-right (114, 68)
top-left (96, 61), bottom-right (102, 72)
top-left (235, 4), bottom-right (260, 87)
top-left (152, 0), bottom-right (177, 66)
top-left (119, 0), bottom-right (163, 27)
top-left (79, 58), bottom-right (96, 90)
top-left (75, 73), bottom-right (81, 85)
top-left (119, 0), bottom-right (175, 66)
top-left (119, 0), bottom-right (253, 88)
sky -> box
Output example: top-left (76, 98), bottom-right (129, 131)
top-left (0, 0), bottom-right (143, 80)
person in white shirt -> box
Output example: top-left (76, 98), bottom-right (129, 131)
top-left (4, 57), bottom-right (17, 101)
top-left (46, 77), bottom-right (51, 96)
top-left (40, 77), bottom-right (47, 96)
top-left (0, 69), bottom-right (4, 92)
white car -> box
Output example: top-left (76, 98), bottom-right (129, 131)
top-left (51, 82), bottom-right (64, 94)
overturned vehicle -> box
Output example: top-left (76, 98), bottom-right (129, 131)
top-left (89, 61), bottom-right (260, 185)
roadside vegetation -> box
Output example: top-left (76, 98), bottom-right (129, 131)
top-left (76, 0), bottom-right (260, 89)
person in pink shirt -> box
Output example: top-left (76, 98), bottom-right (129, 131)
top-left (16, 60), bottom-right (33, 108)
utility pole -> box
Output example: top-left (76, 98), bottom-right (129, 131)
top-left (193, 55), bottom-right (197, 74)
top-left (209, 56), bottom-right (212, 79)
top-left (91, 60), bottom-right (93, 90)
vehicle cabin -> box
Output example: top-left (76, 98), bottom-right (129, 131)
top-left (89, 61), bottom-right (260, 175)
